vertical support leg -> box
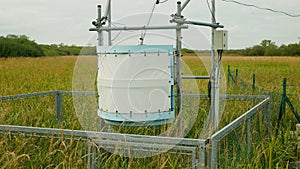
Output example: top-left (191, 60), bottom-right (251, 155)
top-left (277, 78), bottom-right (287, 132)
top-left (97, 5), bottom-right (104, 46)
top-left (246, 117), bottom-right (251, 159)
top-left (267, 100), bottom-right (272, 136)
top-left (235, 68), bottom-right (238, 85)
top-left (55, 91), bottom-right (63, 121)
top-left (210, 0), bottom-right (219, 132)
top-left (176, 1), bottom-right (183, 136)
top-left (97, 4), bottom-right (105, 133)
top-left (87, 141), bottom-right (93, 169)
top-left (87, 140), bottom-right (97, 169)
top-left (210, 139), bottom-right (218, 169)
top-left (227, 65), bottom-right (230, 85)
top-left (107, 0), bottom-right (112, 46)
top-left (199, 145), bottom-right (206, 169)
top-left (252, 74), bottom-right (256, 92)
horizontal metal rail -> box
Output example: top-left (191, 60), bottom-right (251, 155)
top-left (0, 91), bottom-right (55, 101)
top-left (90, 25), bottom-right (188, 32)
top-left (0, 125), bottom-right (205, 147)
top-left (182, 76), bottom-right (210, 80)
top-left (0, 91), bottom-right (97, 101)
top-left (182, 94), bottom-right (268, 100)
top-left (211, 97), bottom-right (270, 140)
top-left (59, 91), bottom-right (97, 95)
top-left (171, 19), bottom-right (224, 28)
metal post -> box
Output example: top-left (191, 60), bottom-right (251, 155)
top-left (176, 1), bottom-right (183, 137)
top-left (55, 91), bottom-right (63, 121)
top-left (246, 116), bottom-right (251, 159)
top-left (97, 4), bottom-right (106, 131)
top-left (107, 0), bottom-right (112, 46)
top-left (235, 68), bottom-right (238, 82)
top-left (210, 139), bottom-right (218, 169)
top-left (97, 5), bottom-right (104, 46)
top-left (267, 100), bottom-right (272, 135)
top-left (282, 78), bottom-right (287, 115)
top-left (252, 74), bottom-right (256, 91)
top-left (210, 0), bottom-right (219, 131)
top-left (199, 145), bottom-right (206, 169)
top-left (87, 141), bottom-right (93, 169)
top-left (181, 0), bottom-right (191, 11)
top-left (227, 65), bottom-right (230, 85)
top-left (214, 50), bottom-right (222, 131)
top-left (277, 78), bottom-right (287, 133)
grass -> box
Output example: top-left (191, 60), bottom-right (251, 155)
top-left (0, 55), bottom-right (300, 168)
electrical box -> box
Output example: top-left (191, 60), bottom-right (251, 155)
top-left (214, 30), bottom-right (228, 50)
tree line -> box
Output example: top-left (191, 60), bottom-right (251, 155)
top-left (0, 34), bottom-right (44, 57)
top-left (224, 40), bottom-right (300, 56)
top-left (1, 34), bottom-right (300, 57)
top-left (0, 34), bottom-right (96, 58)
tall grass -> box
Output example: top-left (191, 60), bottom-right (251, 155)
top-left (0, 56), bottom-right (299, 168)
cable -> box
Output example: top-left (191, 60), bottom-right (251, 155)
top-left (206, 0), bottom-right (217, 23)
top-left (221, 0), bottom-right (300, 18)
top-left (139, 0), bottom-right (159, 45)
top-left (111, 23), bottom-right (123, 42)
top-left (159, 0), bottom-right (169, 4)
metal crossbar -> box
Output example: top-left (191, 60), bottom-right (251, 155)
top-left (0, 125), bottom-right (207, 169)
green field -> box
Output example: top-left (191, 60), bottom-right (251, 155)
top-left (0, 56), bottom-right (299, 168)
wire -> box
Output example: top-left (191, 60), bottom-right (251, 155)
top-left (111, 23), bottom-right (123, 42)
top-left (221, 0), bottom-right (300, 18)
top-left (159, 0), bottom-right (169, 4)
top-left (139, 0), bottom-right (159, 45)
top-left (206, 0), bottom-right (217, 22)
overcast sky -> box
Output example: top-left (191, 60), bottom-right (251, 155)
top-left (0, 0), bottom-right (299, 49)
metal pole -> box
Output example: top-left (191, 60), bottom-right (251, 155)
top-left (227, 65), bottom-right (230, 85)
top-left (172, 19), bottom-right (223, 28)
top-left (210, 139), bottom-right (218, 169)
top-left (55, 91), bottom-right (63, 121)
top-left (107, 0), bottom-right (112, 46)
top-left (214, 50), bottom-right (222, 131)
top-left (97, 4), bottom-right (106, 132)
top-left (181, 0), bottom-right (191, 11)
top-left (246, 116), bottom-right (251, 159)
top-left (282, 78), bottom-right (287, 115)
top-left (176, 1), bottom-right (183, 136)
top-left (210, 0), bottom-right (218, 131)
top-left (252, 74), bottom-right (256, 91)
top-left (97, 5), bottom-right (104, 46)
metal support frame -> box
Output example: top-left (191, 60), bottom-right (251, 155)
top-left (0, 90), bottom-right (271, 168)
top-left (89, 0), bottom-right (224, 134)
top-left (0, 124), bottom-right (207, 169)
top-left (210, 97), bottom-right (271, 169)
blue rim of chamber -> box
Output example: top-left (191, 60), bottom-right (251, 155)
top-left (97, 45), bottom-right (174, 54)
top-left (98, 110), bottom-right (175, 126)
top-left (97, 45), bottom-right (175, 126)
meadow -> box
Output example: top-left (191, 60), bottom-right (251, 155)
top-left (0, 55), bottom-right (299, 168)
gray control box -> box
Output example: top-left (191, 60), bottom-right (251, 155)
top-left (214, 30), bottom-right (228, 50)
